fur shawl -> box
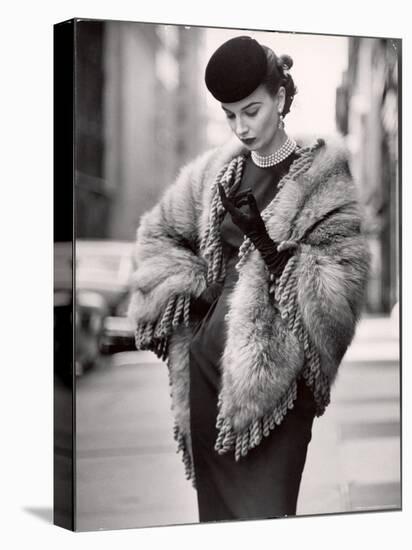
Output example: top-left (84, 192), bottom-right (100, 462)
top-left (128, 136), bottom-right (370, 469)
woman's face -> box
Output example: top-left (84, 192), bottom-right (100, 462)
top-left (221, 84), bottom-right (285, 156)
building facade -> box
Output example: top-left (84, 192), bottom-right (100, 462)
top-left (75, 20), bottom-right (207, 241)
top-left (336, 37), bottom-right (400, 313)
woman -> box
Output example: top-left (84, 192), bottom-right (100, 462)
top-left (128, 35), bottom-right (370, 522)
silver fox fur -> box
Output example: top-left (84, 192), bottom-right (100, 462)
top-left (128, 136), bottom-right (370, 447)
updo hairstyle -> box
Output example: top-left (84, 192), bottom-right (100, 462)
top-left (260, 46), bottom-right (297, 117)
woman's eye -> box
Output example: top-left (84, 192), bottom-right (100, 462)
top-left (245, 110), bottom-right (258, 117)
top-left (225, 113), bottom-right (235, 120)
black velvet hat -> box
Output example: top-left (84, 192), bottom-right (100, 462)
top-left (205, 36), bottom-right (267, 103)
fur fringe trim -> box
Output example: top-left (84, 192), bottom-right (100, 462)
top-left (174, 424), bottom-right (196, 487)
top-left (215, 380), bottom-right (298, 461)
top-left (134, 293), bottom-right (191, 360)
top-left (214, 249), bottom-right (330, 459)
top-left (211, 144), bottom-right (326, 458)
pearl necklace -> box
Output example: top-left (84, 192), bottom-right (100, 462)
top-left (251, 136), bottom-right (297, 168)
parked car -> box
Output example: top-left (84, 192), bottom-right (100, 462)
top-left (76, 240), bottom-right (135, 314)
top-left (99, 314), bottom-right (136, 355)
top-left (75, 239), bottom-right (136, 374)
top-left (54, 241), bottom-right (74, 385)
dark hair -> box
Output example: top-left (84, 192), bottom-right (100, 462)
top-left (260, 45), bottom-right (297, 117)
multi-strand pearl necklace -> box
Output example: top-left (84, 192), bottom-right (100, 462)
top-left (251, 136), bottom-right (297, 168)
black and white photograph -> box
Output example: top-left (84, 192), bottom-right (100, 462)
top-left (53, 17), bottom-right (400, 533)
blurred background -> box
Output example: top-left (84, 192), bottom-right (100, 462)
top-left (75, 21), bottom-right (399, 312)
top-left (54, 19), bottom-right (401, 530)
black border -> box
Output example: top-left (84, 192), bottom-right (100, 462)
top-left (57, 16), bottom-right (402, 41)
top-left (396, 38), bottom-right (403, 511)
top-left (53, 18), bottom-right (76, 531)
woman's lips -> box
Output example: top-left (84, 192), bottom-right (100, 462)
top-left (241, 137), bottom-right (256, 146)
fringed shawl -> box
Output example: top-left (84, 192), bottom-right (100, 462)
top-left (128, 136), bottom-right (370, 484)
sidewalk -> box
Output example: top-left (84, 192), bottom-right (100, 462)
top-left (297, 315), bottom-right (401, 516)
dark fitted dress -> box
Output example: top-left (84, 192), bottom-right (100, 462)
top-left (189, 151), bottom-right (317, 523)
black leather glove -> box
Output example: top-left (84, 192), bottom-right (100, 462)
top-left (218, 182), bottom-right (295, 278)
top-left (191, 281), bottom-right (223, 318)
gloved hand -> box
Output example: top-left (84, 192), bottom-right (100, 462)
top-left (218, 182), bottom-right (295, 278)
top-left (218, 182), bottom-right (267, 241)
top-left (191, 281), bottom-right (223, 318)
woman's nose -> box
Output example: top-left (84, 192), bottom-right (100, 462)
top-left (235, 117), bottom-right (248, 136)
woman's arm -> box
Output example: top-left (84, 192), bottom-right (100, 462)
top-left (127, 150), bottom-right (217, 326)
top-left (295, 199), bottom-right (370, 380)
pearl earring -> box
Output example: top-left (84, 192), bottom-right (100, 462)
top-left (278, 112), bottom-right (284, 130)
